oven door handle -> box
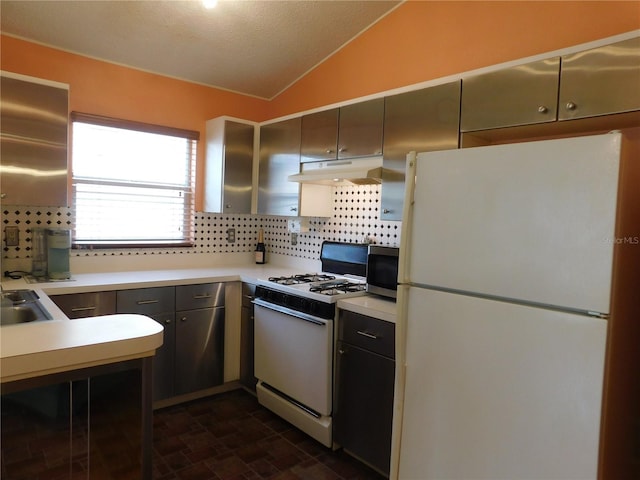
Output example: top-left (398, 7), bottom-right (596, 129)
top-left (253, 298), bottom-right (328, 326)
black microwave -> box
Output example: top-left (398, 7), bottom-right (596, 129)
top-left (366, 245), bottom-right (399, 299)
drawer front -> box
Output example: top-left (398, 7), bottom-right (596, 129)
top-left (176, 283), bottom-right (225, 310)
top-left (339, 309), bottom-right (395, 359)
top-left (51, 291), bottom-right (116, 319)
top-left (117, 286), bottom-right (175, 314)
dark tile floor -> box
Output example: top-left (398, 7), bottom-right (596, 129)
top-left (152, 389), bottom-right (386, 480)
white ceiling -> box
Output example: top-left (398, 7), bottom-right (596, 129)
top-left (0, 0), bottom-right (401, 99)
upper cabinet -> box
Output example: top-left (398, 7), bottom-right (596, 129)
top-left (558, 37), bottom-right (640, 121)
top-left (258, 118), bottom-right (332, 218)
top-left (381, 81), bottom-right (461, 221)
top-left (258, 118), bottom-right (302, 216)
top-left (300, 99), bottom-right (384, 163)
top-left (204, 117), bottom-right (254, 214)
top-left (460, 58), bottom-right (560, 132)
top-left (337, 98), bottom-right (384, 159)
top-left (461, 37), bottom-right (640, 132)
top-left (0, 72), bottom-right (69, 206)
top-left (300, 109), bottom-right (339, 162)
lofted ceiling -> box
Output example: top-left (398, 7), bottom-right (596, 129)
top-left (0, 0), bottom-right (401, 99)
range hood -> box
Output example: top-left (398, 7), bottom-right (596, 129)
top-left (288, 156), bottom-right (383, 186)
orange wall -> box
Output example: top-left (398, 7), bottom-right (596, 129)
top-left (269, 1), bottom-right (640, 117)
top-left (1, 1), bottom-right (639, 208)
top-left (0, 35), bottom-right (271, 208)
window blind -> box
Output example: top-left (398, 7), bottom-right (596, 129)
top-left (71, 113), bottom-right (198, 247)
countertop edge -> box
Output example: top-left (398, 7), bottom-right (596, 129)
top-left (1, 314), bottom-right (163, 383)
top-left (337, 296), bottom-right (398, 323)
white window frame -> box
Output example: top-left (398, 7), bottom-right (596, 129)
top-left (71, 113), bottom-right (198, 248)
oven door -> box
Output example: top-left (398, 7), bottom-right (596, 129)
top-left (254, 299), bottom-right (333, 415)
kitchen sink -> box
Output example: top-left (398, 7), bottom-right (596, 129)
top-left (1, 289), bottom-right (53, 325)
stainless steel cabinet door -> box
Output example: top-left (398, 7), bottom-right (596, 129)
top-left (150, 312), bottom-right (175, 401)
top-left (337, 98), bottom-right (384, 159)
top-left (559, 37), bottom-right (640, 120)
top-left (382, 82), bottom-right (461, 220)
top-left (300, 109), bottom-right (339, 163)
top-left (204, 119), bottom-right (254, 214)
top-left (175, 307), bottom-right (224, 395)
top-left (1, 74), bottom-right (69, 206)
top-left (460, 58), bottom-right (560, 131)
top-left (257, 118), bottom-right (301, 216)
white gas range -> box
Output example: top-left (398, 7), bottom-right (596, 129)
top-left (252, 242), bottom-right (369, 447)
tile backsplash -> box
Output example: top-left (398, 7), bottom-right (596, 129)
top-left (2, 184), bottom-right (401, 263)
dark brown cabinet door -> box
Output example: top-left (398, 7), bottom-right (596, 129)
top-left (334, 341), bottom-right (395, 476)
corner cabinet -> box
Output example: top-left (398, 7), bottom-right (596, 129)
top-left (204, 117), bottom-right (254, 214)
top-left (381, 81), bottom-right (461, 220)
top-left (0, 72), bottom-right (69, 206)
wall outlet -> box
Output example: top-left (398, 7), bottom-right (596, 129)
top-left (226, 228), bottom-right (235, 243)
top-left (4, 226), bottom-right (19, 247)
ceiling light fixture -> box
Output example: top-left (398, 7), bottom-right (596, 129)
top-left (203, 0), bottom-right (218, 9)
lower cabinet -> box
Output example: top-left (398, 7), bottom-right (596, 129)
top-left (117, 283), bottom-right (225, 401)
top-left (149, 312), bottom-right (176, 401)
top-left (52, 283), bottom-right (226, 403)
top-left (1, 359), bottom-right (152, 479)
top-left (175, 306), bottom-right (224, 394)
top-left (334, 309), bottom-right (395, 476)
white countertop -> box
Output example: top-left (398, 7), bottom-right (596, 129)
top-left (338, 295), bottom-right (398, 323)
top-left (0, 314), bottom-right (163, 383)
top-left (0, 260), bottom-right (395, 382)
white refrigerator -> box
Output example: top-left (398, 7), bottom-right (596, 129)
top-left (392, 132), bottom-right (638, 479)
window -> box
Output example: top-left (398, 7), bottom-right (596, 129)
top-left (71, 113), bottom-right (198, 247)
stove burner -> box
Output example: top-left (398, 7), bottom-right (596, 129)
top-left (309, 280), bottom-right (367, 296)
top-left (268, 273), bottom-right (336, 285)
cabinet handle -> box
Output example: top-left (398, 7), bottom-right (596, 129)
top-left (137, 299), bottom-right (159, 305)
top-left (383, 208), bottom-right (391, 214)
top-left (325, 149), bottom-right (334, 154)
top-left (164, 319), bottom-right (172, 324)
top-left (290, 207), bottom-right (298, 212)
top-left (192, 294), bottom-right (212, 299)
top-left (338, 348), bottom-right (346, 355)
top-left (537, 105), bottom-right (548, 114)
top-left (338, 147), bottom-right (347, 153)
top-left (180, 316), bottom-right (187, 322)
top-left (0, 193), bottom-right (6, 199)
top-left (565, 102), bottom-right (577, 111)
top-left (225, 204), bottom-right (232, 209)
top-left (356, 330), bottom-right (379, 340)
top-left (71, 306), bottom-right (96, 312)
